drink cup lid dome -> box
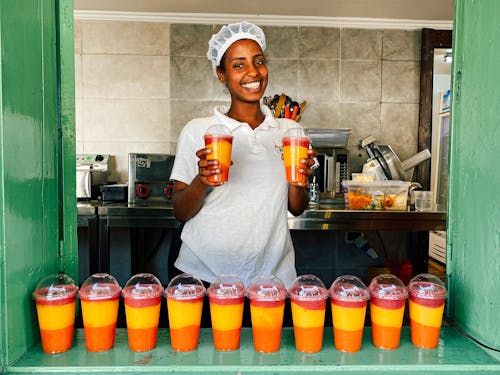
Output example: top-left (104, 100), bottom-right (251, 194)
top-left (78, 273), bottom-right (121, 301)
top-left (164, 273), bottom-right (205, 299)
top-left (283, 127), bottom-right (308, 139)
top-left (247, 274), bottom-right (287, 301)
top-left (368, 273), bottom-right (408, 300)
top-left (329, 275), bottom-right (370, 302)
top-left (32, 273), bottom-right (77, 301)
top-left (122, 273), bottom-right (163, 299)
top-left (205, 124), bottom-right (232, 136)
top-left (289, 274), bottom-right (328, 300)
top-left (207, 274), bottom-right (245, 299)
top-left (408, 273), bottom-right (447, 299)
top-left (207, 21), bottom-right (266, 76)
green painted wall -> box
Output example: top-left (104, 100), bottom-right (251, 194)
top-left (0, 0), bottom-right (76, 367)
top-left (447, 0), bottom-right (500, 351)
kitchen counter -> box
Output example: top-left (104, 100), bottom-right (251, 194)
top-left (79, 201), bottom-right (446, 231)
top-left (78, 201), bottom-right (446, 277)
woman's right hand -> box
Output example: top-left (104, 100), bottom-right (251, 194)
top-left (196, 147), bottom-right (224, 186)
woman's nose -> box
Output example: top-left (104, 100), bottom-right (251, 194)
top-left (247, 63), bottom-right (260, 76)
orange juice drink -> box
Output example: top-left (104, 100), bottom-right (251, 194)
top-left (208, 275), bottom-right (246, 351)
top-left (329, 275), bottom-right (370, 352)
top-left (165, 273), bottom-right (206, 352)
top-left (369, 274), bottom-right (408, 350)
top-left (33, 274), bottom-right (78, 354)
top-left (408, 274), bottom-right (447, 349)
top-left (282, 136), bottom-right (310, 186)
top-left (204, 124), bottom-right (233, 183)
top-left (122, 273), bottom-right (164, 352)
top-left (79, 273), bottom-right (121, 352)
top-left (289, 275), bottom-right (328, 353)
top-left (248, 275), bottom-right (287, 353)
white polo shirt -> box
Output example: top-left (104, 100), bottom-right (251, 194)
top-left (170, 105), bottom-right (300, 288)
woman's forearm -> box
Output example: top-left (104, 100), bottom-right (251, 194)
top-left (172, 177), bottom-right (209, 222)
top-left (288, 184), bottom-right (309, 216)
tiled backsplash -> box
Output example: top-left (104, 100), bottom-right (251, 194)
top-left (75, 21), bottom-right (420, 183)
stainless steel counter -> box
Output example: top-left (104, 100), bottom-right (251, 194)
top-left (85, 201), bottom-right (446, 231)
top-left (288, 205), bottom-right (446, 231)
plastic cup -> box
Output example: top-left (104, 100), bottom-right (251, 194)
top-left (408, 273), bottom-right (447, 349)
top-left (329, 275), bottom-right (370, 352)
top-left (289, 275), bottom-right (328, 353)
top-left (368, 274), bottom-right (408, 350)
top-left (122, 273), bottom-right (163, 352)
top-left (247, 275), bottom-right (287, 353)
top-left (164, 273), bottom-right (205, 352)
top-left (282, 128), bottom-right (310, 186)
top-left (207, 274), bottom-right (245, 351)
top-left (204, 124), bottom-right (233, 183)
top-left (32, 273), bottom-right (78, 354)
top-left (78, 273), bottom-right (121, 352)
top-left (413, 191), bottom-right (434, 211)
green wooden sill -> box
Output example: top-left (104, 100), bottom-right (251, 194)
top-left (5, 327), bottom-right (500, 374)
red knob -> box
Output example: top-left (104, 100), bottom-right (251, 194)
top-left (164, 183), bottom-right (174, 199)
top-left (136, 184), bottom-right (150, 198)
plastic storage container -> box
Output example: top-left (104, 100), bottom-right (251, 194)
top-left (343, 180), bottom-right (410, 211)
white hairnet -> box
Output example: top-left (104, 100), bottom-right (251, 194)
top-left (207, 21), bottom-right (266, 76)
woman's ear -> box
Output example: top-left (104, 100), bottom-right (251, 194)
top-left (216, 67), bottom-right (226, 84)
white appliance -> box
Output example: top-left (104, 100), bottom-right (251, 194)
top-left (429, 89), bottom-right (450, 263)
top-left (429, 230), bottom-right (447, 264)
top-left (76, 154), bottom-right (110, 199)
top-left (431, 90), bottom-right (451, 206)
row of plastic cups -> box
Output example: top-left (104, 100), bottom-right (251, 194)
top-left (163, 272), bottom-right (447, 354)
top-left (32, 271), bottom-right (446, 355)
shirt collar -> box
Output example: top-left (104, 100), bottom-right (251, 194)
top-left (213, 103), bottom-right (278, 131)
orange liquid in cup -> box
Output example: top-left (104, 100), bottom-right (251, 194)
top-left (166, 287), bottom-right (204, 352)
top-left (282, 137), bottom-right (310, 185)
top-left (204, 134), bottom-right (233, 183)
top-left (331, 299), bottom-right (367, 352)
top-left (370, 296), bottom-right (406, 350)
top-left (209, 295), bottom-right (244, 351)
top-left (123, 284), bottom-right (163, 352)
top-left (290, 296), bottom-right (326, 353)
top-left (80, 284), bottom-right (120, 352)
top-left (250, 299), bottom-right (285, 353)
top-left (34, 287), bottom-right (77, 354)
top-left (409, 285), bottom-right (446, 349)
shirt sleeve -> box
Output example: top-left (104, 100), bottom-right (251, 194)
top-left (169, 122), bottom-right (200, 185)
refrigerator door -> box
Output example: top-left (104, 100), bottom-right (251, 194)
top-left (431, 111), bottom-right (450, 205)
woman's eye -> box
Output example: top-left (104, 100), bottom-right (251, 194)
top-left (256, 59), bottom-right (266, 65)
top-left (233, 63), bottom-right (244, 69)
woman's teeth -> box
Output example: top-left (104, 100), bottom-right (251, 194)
top-left (242, 82), bottom-right (260, 89)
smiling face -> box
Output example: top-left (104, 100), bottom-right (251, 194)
top-left (216, 39), bottom-right (268, 105)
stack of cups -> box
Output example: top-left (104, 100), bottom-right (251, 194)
top-left (369, 274), bottom-right (408, 350)
top-left (408, 273), bottom-right (447, 349)
top-left (78, 273), bottom-right (121, 352)
top-left (247, 275), bottom-right (287, 353)
top-left (329, 275), bottom-right (370, 352)
top-left (32, 273), bottom-right (78, 354)
top-left (207, 274), bottom-right (246, 351)
top-left (164, 273), bottom-right (205, 352)
top-left (289, 275), bottom-right (328, 353)
top-left (122, 273), bottom-right (164, 352)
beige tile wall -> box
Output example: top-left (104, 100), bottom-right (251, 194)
top-left (75, 20), bottom-right (171, 182)
top-left (75, 21), bottom-right (421, 182)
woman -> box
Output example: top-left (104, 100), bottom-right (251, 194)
top-left (169, 21), bottom-right (316, 289)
